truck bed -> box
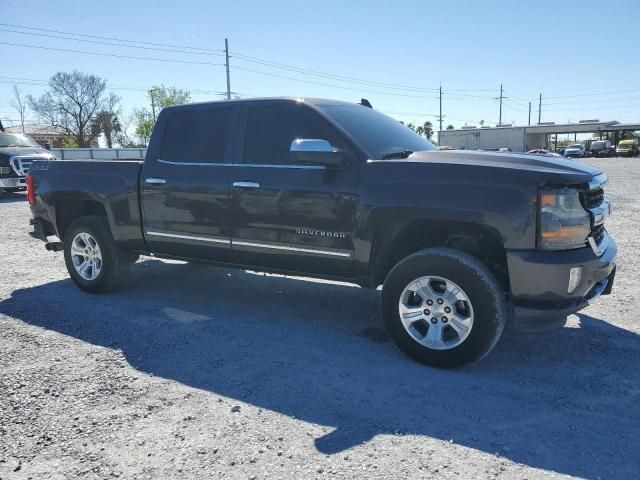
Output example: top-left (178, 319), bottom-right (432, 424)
top-left (29, 159), bottom-right (145, 251)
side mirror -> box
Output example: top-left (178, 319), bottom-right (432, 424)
top-left (290, 139), bottom-right (345, 167)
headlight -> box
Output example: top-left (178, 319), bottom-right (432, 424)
top-left (539, 188), bottom-right (591, 250)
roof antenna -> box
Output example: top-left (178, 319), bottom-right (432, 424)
top-left (360, 98), bottom-right (373, 108)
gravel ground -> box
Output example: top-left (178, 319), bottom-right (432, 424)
top-left (1, 157), bottom-right (639, 480)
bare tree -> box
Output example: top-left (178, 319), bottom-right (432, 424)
top-left (113, 113), bottom-right (141, 148)
top-left (9, 85), bottom-right (27, 134)
top-left (28, 71), bottom-right (117, 147)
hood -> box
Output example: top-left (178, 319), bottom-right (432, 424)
top-left (0, 147), bottom-right (55, 161)
top-left (0, 146), bottom-right (51, 158)
top-left (394, 150), bottom-right (600, 184)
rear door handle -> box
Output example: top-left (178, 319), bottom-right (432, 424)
top-left (145, 177), bottom-right (167, 185)
top-left (233, 181), bottom-right (261, 189)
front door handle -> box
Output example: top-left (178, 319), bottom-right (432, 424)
top-left (145, 177), bottom-right (167, 185)
top-left (233, 181), bottom-right (261, 189)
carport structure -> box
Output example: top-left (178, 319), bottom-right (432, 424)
top-left (605, 123), bottom-right (640, 146)
top-left (525, 120), bottom-right (619, 152)
top-left (439, 120), bottom-right (637, 152)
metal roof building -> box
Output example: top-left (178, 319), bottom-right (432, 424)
top-left (438, 120), bottom-right (638, 152)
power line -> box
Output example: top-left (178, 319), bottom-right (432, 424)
top-left (544, 88), bottom-right (640, 99)
top-left (232, 51), bottom-right (496, 98)
top-left (0, 23), bottom-right (223, 54)
top-left (0, 22), bottom-right (503, 101)
top-left (0, 27), bottom-right (225, 56)
top-left (543, 103), bottom-right (640, 112)
top-left (232, 52), bottom-right (441, 92)
top-left (0, 42), bottom-right (225, 65)
top-left (542, 96), bottom-right (640, 106)
top-left (0, 77), bottom-right (232, 97)
top-left (233, 65), bottom-right (441, 99)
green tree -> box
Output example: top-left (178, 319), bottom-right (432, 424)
top-left (149, 85), bottom-right (191, 114)
top-left (415, 121), bottom-right (434, 139)
top-left (423, 121), bottom-right (434, 140)
top-left (133, 108), bottom-right (154, 147)
top-left (446, 124), bottom-right (455, 130)
top-left (92, 110), bottom-right (121, 148)
top-left (131, 85), bottom-right (191, 146)
top-left (62, 137), bottom-right (79, 148)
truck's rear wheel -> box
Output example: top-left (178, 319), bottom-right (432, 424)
top-left (382, 248), bottom-right (505, 368)
top-left (63, 215), bottom-right (130, 293)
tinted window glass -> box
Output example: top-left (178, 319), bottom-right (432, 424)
top-left (318, 104), bottom-right (436, 159)
top-left (161, 108), bottom-right (231, 163)
top-left (244, 103), bottom-right (342, 164)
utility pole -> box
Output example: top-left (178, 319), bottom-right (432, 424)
top-left (528, 102), bottom-right (531, 126)
top-left (225, 38), bottom-right (231, 100)
top-left (438, 84), bottom-right (443, 136)
top-left (538, 93), bottom-right (542, 124)
top-left (149, 88), bottom-right (157, 122)
top-left (498, 84), bottom-right (504, 126)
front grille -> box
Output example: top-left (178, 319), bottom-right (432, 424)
top-left (10, 157), bottom-right (34, 176)
top-left (581, 187), bottom-right (604, 209)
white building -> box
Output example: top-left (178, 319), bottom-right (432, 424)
top-left (4, 123), bottom-right (67, 148)
top-left (438, 120), bottom-right (625, 152)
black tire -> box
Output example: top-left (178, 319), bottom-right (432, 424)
top-left (63, 215), bottom-right (130, 293)
top-left (381, 248), bottom-right (506, 368)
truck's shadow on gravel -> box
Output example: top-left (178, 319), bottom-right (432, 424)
top-left (2, 259), bottom-right (638, 479)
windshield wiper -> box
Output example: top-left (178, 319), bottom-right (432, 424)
top-left (381, 150), bottom-right (414, 160)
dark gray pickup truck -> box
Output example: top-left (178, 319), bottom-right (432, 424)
top-left (0, 132), bottom-right (56, 194)
top-left (27, 98), bottom-right (617, 367)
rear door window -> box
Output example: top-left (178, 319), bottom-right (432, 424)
top-left (161, 107), bottom-right (232, 163)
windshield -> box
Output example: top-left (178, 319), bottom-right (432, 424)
top-left (618, 141), bottom-right (632, 147)
top-left (591, 141), bottom-right (605, 149)
top-left (567, 144), bottom-right (582, 149)
top-left (317, 104), bottom-right (436, 159)
top-left (0, 133), bottom-right (40, 148)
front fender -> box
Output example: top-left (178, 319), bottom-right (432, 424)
top-left (353, 162), bottom-right (539, 282)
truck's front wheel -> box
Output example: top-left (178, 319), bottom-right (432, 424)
top-left (382, 248), bottom-right (505, 368)
top-left (63, 216), bottom-right (130, 293)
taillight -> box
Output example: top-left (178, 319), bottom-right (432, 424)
top-left (26, 174), bottom-right (36, 205)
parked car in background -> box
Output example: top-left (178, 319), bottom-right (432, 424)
top-left (438, 145), bottom-right (456, 151)
top-left (564, 144), bottom-right (587, 159)
top-left (589, 140), bottom-right (615, 157)
top-left (527, 149), bottom-right (563, 158)
top-left (0, 132), bottom-right (57, 195)
top-left (616, 139), bottom-right (638, 157)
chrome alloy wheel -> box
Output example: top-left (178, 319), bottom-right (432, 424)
top-left (70, 232), bottom-right (103, 281)
top-left (398, 276), bottom-right (474, 350)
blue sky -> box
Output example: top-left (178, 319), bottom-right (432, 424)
top-left (1, 0), bottom-right (639, 133)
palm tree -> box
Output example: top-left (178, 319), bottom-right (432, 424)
top-left (93, 110), bottom-right (121, 148)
